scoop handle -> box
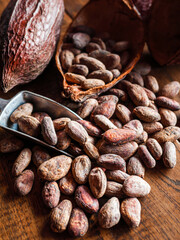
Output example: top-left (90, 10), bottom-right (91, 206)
top-left (0, 98), bottom-right (10, 113)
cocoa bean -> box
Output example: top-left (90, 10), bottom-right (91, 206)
top-left (56, 129), bottom-right (71, 150)
top-left (65, 72), bottom-right (86, 84)
top-left (61, 50), bottom-right (74, 70)
top-left (94, 115), bottom-right (117, 131)
top-left (127, 155), bottom-right (145, 178)
top-left (88, 70), bottom-right (113, 83)
top-left (159, 108), bottom-right (177, 127)
top-left (66, 121), bottom-right (89, 144)
top-left (142, 122), bottom-right (163, 134)
top-left (123, 175), bottom-right (151, 197)
top-left (53, 117), bottom-right (71, 131)
top-left (10, 103), bottom-right (33, 123)
top-left (146, 138), bottom-right (163, 160)
top-left (41, 116), bottom-right (57, 145)
top-left (127, 72), bottom-right (144, 87)
top-left (143, 87), bottom-right (156, 101)
top-left (89, 167), bottom-right (107, 198)
top-left (97, 154), bottom-right (126, 171)
top-left (50, 200), bottom-right (72, 233)
top-left (97, 95), bottom-right (119, 104)
top-left (77, 98), bottom-right (98, 119)
top-left (68, 208), bottom-right (89, 237)
top-left (80, 78), bottom-right (105, 89)
top-left (68, 64), bottom-right (89, 76)
top-left (14, 170), bottom-right (34, 196)
top-left (32, 112), bottom-right (50, 124)
top-left (152, 126), bottom-right (180, 143)
top-left (72, 32), bottom-right (90, 49)
top-left (133, 106), bottom-right (161, 122)
top-left (38, 155), bottom-right (72, 181)
top-left (155, 96), bottom-right (180, 111)
top-left (91, 37), bottom-right (106, 50)
top-left (163, 142), bottom-right (176, 168)
top-left (138, 145), bottom-right (156, 168)
top-left (0, 136), bottom-right (24, 153)
top-left (67, 143), bottom-right (84, 157)
top-left (86, 42), bottom-right (102, 53)
top-left (18, 115), bottom-right (40, 137)
top-left (159, 81), bottom-right (180, 98)
top-left (121, 198), bottom-right (141, 227)
top-left (32, 145), bottom-right (51, 167)
top-left (123, 120), bottom-right (143, 137)
top-left (144, 75), bottom-right (159, 93)
top-left (106, 170), bottom-right (129, 183)
top-left (42, 181), bottom-right (60, 208)
top-left (134, 131), bottom-right (148, 144)
top-left (108, 89), bottom-right (127, 101)
top-left (105, 181), bottom-right (125, 198)
top-left (74, 53), bottom-right (88, 64)
top-left (80, 56), bottom-right (106, 71)
top-left (59, 171), bottom-right (77, 195)
top-left (115, 104), bottom-right (132, 124)
top-left (12, 148), bottom-right (32, 176)
top-left (75, 185), bottom-right (99, 213)
top-left (98, 197), bottom-right (120, 228)
top-left (111, 69), bottom-right (121, 78)
top-left (83, 142), bottom-right (100, 160)
top-left (110, 118), bottom-right (122, 128)
top-left (134, 61), bottom-right (151, 75)
top-left (77, 120), bottom-right (102, 137)
top-left (72, 155), bottom-right (91, 184)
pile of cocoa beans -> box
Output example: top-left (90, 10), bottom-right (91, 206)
top-left (0, 67), bottom-right (180, 237)
top-left (60, 25), bottom-right (131, 89)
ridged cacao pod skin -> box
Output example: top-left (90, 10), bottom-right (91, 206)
top-left (0, 0), bottom-right (64, 92)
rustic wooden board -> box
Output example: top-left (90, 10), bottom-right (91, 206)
top-left (0, 1), bottom-right (180, 240)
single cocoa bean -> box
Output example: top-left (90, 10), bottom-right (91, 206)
top-left (80, 56), bottom-right (106, 71)
top-left (115, 104), bottom-right (132, 124)
top-left (127, 155), bottom-right (145, 178)
top-left (111, 69), bottom-right (121, 78)
top-left (121, 198), bottom-right (141, 227)
top-left (86, 42), bottom-right (102, 53)
top-left (163, 142), bottom-right (176, 168)
top-left (59, 171), bottom-right (77, 195)
top-left (77, 120), bottom-right (102, 137)
top-left (65, 72), bottom-right (86, 84)
top-left (123, 120), bottom-right (143, 137)
top-left (89, 167), bottom-right (107, 198)
top-left (123, 175), bottom-right (151, 197)
top-left (32, 112), bottom-right (50, 124)
top-left (94, 115), bottom-right (117, 131)
top-left (53, 117), bottom-right (71, 131)
top-left (72, 32), bottom-right (90, 49)
top-left (134, 61), bottom-right (151, 75)
top-left (97, 154), bottom-right (126, 171)
top-left (38, 155), bottom-right (72, 181)
top-left (142, 122), bottom-right (163, 134)
top-left (80, 78), bottom-right (105, 89)
top-left (74, 53), bottom-right (88, 64)
top-left (133, 106), bottom-right (161, 122)
top-left (144, 75), bottom-right (159, 93)
top-left (77, 98), bottom-right (98, 119)
top-left (41, 116), bottom-right (57, 145)
top-left (50, 200), bottom-right (72, 233)
top-left (91, 37), bottom-right (106, 50)
top-left (12, 148), bottom-right (32, 176)
top-left (146, 138), bottom-right (163, 160)
top-left (105, 181), bottom-right (125, 198)
top-left (134, 131), bottom-right (148, 144)
top-left (10, 103), bottom-right (33, 123)
top-left (152, 126), bottom-right (180, 143)
top-left (159, 108), bottom-right (177, 127)
top-left (155, 96), bottom-right (180, 111)
top-left (32, 145), bottom-right (51, 167)
top-left (127, 72), bottom-right (144, 87)
top-left (61, 50), bottom-right (74, 70)
top-left (83, 142), bottom-right (100, 160)
top-left (14, 170), bottom-right (34, 196)
top-left (67, 143), bottom-right (84, 157)
top-left (66, 121), bottom-right (89, 144)
top-left (106, 170), bottom-right (130, 183)
top-left (42, 181), bottom-right (60, 208)
top-left (143, 87), bottom-right (156, 101)
top-left (108, 89), bottom-right (127, 101)
top-left (0, 136), bottom-right (24, 153)
top-left (68, 64), bottom-right (89, 76)
top-left (159, 81), bottom-right (180, 98)
top-left (138, 145), bottom-right (156, 168)
top-left (88, 70), bottom-right (113, 83)
top-left (98, 197), bottom-right (120, 228)
top-left (18, 115), bottom-right (40, 137)
top-left (68, 208), bottom-right (89, 237)
top-left (110, 118), bottom-right (122, 128)
top-left (56, 129), bottom-right (71, 150)
top-left (75, 185), bottom-right (99, 213)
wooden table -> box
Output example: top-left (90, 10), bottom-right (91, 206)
top-left (0, 1), bottom-right (180, 239)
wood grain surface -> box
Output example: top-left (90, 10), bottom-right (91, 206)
top-left (0, 1), bottom-right (180, 240)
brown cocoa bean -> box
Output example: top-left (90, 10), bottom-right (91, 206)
top-left (77, 98), bottom-right (98, 119)
top-left (50, 200), bottom-right (72, 233)
top-left (159, 108), bottom-right (177, 127)
top-left (152, 126), bottom-right (180, 143)
top-left (155, 96), bottom-right (180, 111)
top-left (127, 155), bottom-right (145, 178)
top-left (110, 118), bottom-right (122, 128)
top-left (135, 131), bottom-right (148, 144)
top-left (41, 117), bottom-right (57, 145)
top-left (68, 64), bottom-right (89, 76)
top-left (127, 72), bottom-right (144, 87)
top-left (108, 89), bottom-right (127, 101)
top-left (66, 121), bottom-right (89, 144)
top-left (65, 72), bottom-right (86, 84)
top-left (68, 208), bottom-right (88, 237)
top-left (77, 120), bottom-right (102, 137)
top-left (74, 53), bottom-right (88, 64)
top-left (81, 78), bottom-right (105, 90)
top-left (80, 56), bottom-right (106, 71)
top-left (159, 81), bottom-right (180, 98)
top-left (91, 37), bottom-right (106, 50)
top-left (105, 181), bottom-right (125, 198)
top-left (72, 32), bottom-right (90, 49)
top-left (142, 122), bottom-right (163, 134)
top-left (42, 181), bottom-right (60, 208)
top-left (111, 69), bottom-right (121, 78)
top-left (88, 70), bottom-right (113, 83)
top-left (123, 175), bottom-right (151, 197)
top-left (83, 142), bottom-right (100, 160)
top-left (32, 112), bottom-right (50, 124)
top-left (146, 138), bottom-right (163, 160)
top-left (72, 155), bottom-right (91, 184)
top-left (143, 87), bottom-right (156, 101)
top-left (138, 145), bottom-right (156, 168)
top-left (113, 41), bottom-right (129, 52)
top-left (103, 128), bottom-right (137, 145)
top-left (61, 50), bottom-right (74, 70)
top-left (0, 136), bottom-right (24, 153)
top-left (12, 148), bottom-right (32, 176)
top-left (32, 145), bottom-right (51, 167)
top-left (59, 171), bottom-right (77, 195)
top-left (97, 154), bottom-right (126, 171)
top-left (18, 115), bottom-right (40, 137)
top-left (89, 167), bottom-right (107, 198)
top-left (75, 185), bottom-right (99, 213)
top-left (98, 141), bottom-right (138, 160)
top-left (38, 155), bottom-right (72, 181)
top-left (86, 42), bottom-right (102, 53)
top-left (98, 197), bottom-right (120, 228)
top-left (10, 103), bottom-right (33, 123)
top-left (144, 75), bottom-right (159, 93)
top-left (121, 198), bottom-right (141, 227)
top-left (97, 95), bottom-right (119, 104)
top-left (53, 117), bottom-right (71, 131)
top-left (115, 104), bottom-right (132, 124)
top-left (134, 61), bottom-right (151, 75)
top-left (67, 143), bottom-right (84, 157)
top-left (123, 120), bottom-right (143, 137)
top-left (133, 106), bottom-right (161, 122)
top-left (94, 115), bottom-right (117, 131)
top-left (14, 170), bottom-right (34, 196)
top-left (56, 129), bottom-right (71, 150)
top-left (163, 142), bottom-right (176, 168)
top-left (106, 170), bottom-right (129, 183)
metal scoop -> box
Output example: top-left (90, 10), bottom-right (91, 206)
top-left (0, 91), bottom-right (82, 157)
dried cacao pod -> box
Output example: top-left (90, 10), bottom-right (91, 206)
top-left (56, 0), bottom-right (144, 102)
top-left (0, 0), bottom-right (64, 92)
